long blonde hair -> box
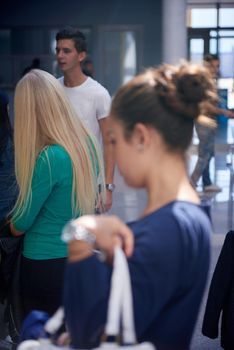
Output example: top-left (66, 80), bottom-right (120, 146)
top-left (13, 69), bottom-right (105, 218)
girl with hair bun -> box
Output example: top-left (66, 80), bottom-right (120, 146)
top-left (10, 69), bottom-right (105, 319)
top-left (63, 62), bottom-right (215, 349)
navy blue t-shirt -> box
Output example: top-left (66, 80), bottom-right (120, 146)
top-left (64, 201), bottom-right (211, 350)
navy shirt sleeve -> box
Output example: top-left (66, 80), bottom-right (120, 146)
top-left (64, 256), bottom-right (111, 348)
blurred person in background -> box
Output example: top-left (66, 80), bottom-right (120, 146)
top-left (22, 58), bottom-right (41, 76)
top-left (0, 91), bottom-right (17, 223)
top-left (82, 58), bottom-right (95, 78)
top-left (191, 54), bottom-right (234, 193)
top-left (0, 91), bottom-right (18, 343)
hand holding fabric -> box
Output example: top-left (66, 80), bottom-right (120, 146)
top-left (67, 215), bottom-right (134, 263)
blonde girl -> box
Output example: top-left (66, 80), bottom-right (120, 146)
top-left (10, 69), bottom-right (104, 318)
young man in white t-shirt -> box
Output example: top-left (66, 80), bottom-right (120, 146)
top-left (56, 27), bottom-right (115, 211)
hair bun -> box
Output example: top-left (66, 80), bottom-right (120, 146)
top-left (176, 73), bottom-right (207, 104)
top-left (155, 62), bottom-right (217, 119)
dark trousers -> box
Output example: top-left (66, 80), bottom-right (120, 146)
top-left (20, 256), bottom-right (66, 319)
top-left (202, 163), bottom-right (212, 187)
top-left (191, 123), bottom-right (215, 187)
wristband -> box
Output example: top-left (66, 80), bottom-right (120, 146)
top-left (106, 183), bottom-right (116, 192)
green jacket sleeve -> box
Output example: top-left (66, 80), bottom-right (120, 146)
top-left (12, 147), bottom-right (59, 232)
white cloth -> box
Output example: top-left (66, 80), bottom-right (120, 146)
top-left (58, 76), bottom-right (111, 144)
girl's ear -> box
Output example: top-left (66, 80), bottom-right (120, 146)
top-left (132, 123), bottom-right (151, 151)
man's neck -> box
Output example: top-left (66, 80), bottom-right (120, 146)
top-left (63, 69), bottom-right (88, 88)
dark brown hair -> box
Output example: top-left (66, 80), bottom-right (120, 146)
top-left (204, 53), bottom-right (219, 63)
top-left (56, 26), bottom-right (87, 53)
top-left (111, 62), bottom-right (217, 152)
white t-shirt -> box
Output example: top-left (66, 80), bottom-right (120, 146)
top-left (58, 76), bottom-right (111, 143)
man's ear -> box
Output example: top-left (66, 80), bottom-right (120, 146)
top-left (79, 51), bottom-right (87, 62)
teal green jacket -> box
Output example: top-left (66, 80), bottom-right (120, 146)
top-left (12, 145), bottom-right (78, 260)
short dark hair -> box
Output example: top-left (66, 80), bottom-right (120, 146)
top-left (56, 26), bottom-right (87, 53)
top-left (204, 53), bottom-right (219, 62)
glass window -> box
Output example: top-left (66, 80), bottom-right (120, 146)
top-left (210, 30), bottom-right (217, 37)
top-left (219, 8), bottom-right (234, 28)
top-left (101, 30), bottom-right (137, 95)
top-left (122, 32), bottom-right (136, 84)
top-left (219, 30), bottom-right (234, 37)
top-left (219, 38), bottom-right (234, 78)
top-left (49, 29), bottom-right (59, 54)
top-left (188, 8), bottom-right (217, 28)
top-left (190, 38), bottom-right (204, 63)
top-left (210, 38), bottom-right (217, 54)
top-left (218, 78), bottom-right (234, 109)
